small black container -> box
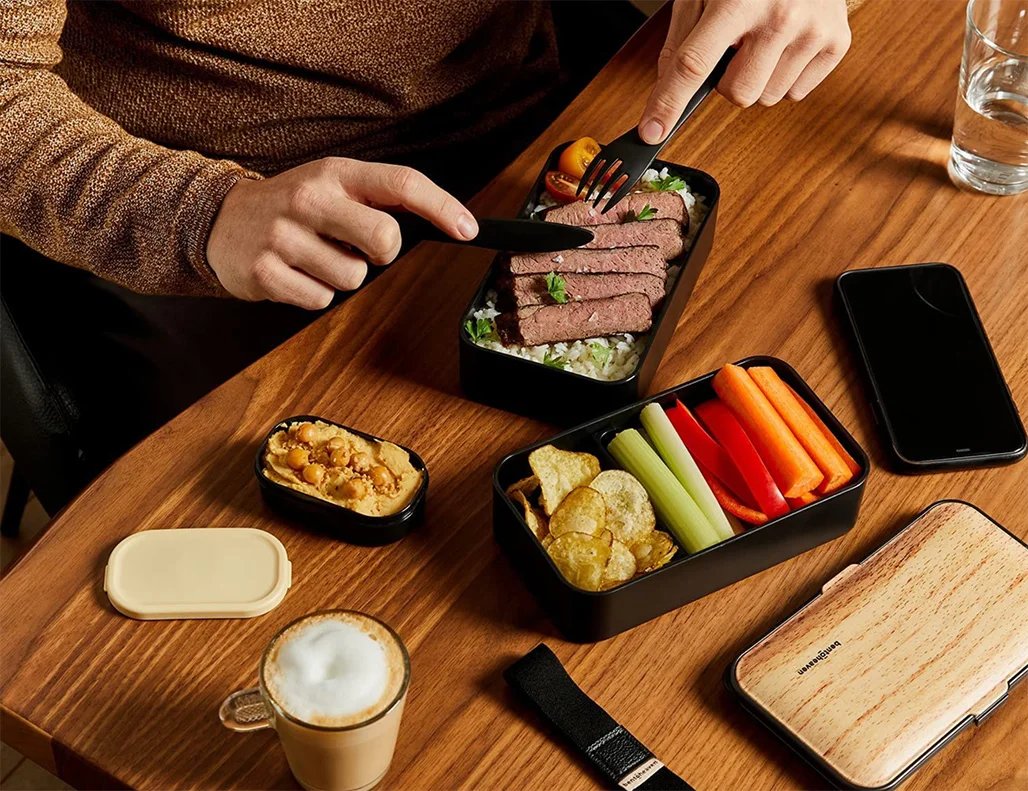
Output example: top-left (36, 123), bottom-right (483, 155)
top-left (492, 357), bottom-right (869, 642)
top-left (255, 415), bottom-right (428, 545)
top-left (459, 143), bottom-right (720, 425)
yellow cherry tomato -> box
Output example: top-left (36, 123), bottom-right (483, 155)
top-left (558, 137), bottom-right (601, 179)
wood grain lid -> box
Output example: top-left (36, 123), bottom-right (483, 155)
top-left (732, 501), bottom-right (1028, 789)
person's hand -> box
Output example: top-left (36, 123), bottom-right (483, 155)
top-left (207, 158), bottom-right (478, 309)
top-left (638, 0), bottom-right (851, 143)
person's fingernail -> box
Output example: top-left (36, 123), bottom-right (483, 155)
top-left (640, 119), bottom-right (664, 143)
top-left (458, 214), bottom-right (478, 240)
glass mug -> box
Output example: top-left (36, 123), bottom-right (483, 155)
top-left (221, 610), bottom-right (411, 791)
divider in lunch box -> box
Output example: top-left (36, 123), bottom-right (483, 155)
top-left (495, 356), bottom-right (869, 577)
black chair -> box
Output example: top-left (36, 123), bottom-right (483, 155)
top-left (2, 237), bottom-right (96, 532)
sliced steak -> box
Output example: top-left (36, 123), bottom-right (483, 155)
top-left (506, 245), bottom-right (665, 277)
top-left (545, 192), bottom-right (687, 226)
top-left (497, 293), bottom-right (653, 346)
top-left (503, 272), bottom-right (665, 309)
top-left (582, 217), bottom-right (685, 260)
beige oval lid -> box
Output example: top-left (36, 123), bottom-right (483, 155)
top-left (104, 528), bottom-right (291, 620)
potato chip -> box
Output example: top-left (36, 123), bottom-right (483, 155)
top-left (630, 530), bottom-right (678, 573)
top-left (505, 475), bottom-right (539, 498)
top-left (548, 487), bottom-right (606, 538)
top-left (510, 490), bottom-right (548, 541)
top-left (547, 530), bottom-right (613, 591)
top-left (542, 534), bottom-right (555, 550)
top-left (528, 445), bottom-right (602, 515)
top-left (601, 539), bottom-right (637, 590)
top-left (588, 470), bottom-right (656, 545)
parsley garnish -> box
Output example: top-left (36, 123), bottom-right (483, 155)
top-left (589, 342), bottom-right (612, 369)
top-left (464, 316), bottom-right (497, 343)
top-left (543, 350), bottom-right (568, 370)
top-left (625, 203), bottom-right (657, 222)
top-left (653, 173), bottom-right (687, 192)
top-left (545, 271), bottom-right (568, 304)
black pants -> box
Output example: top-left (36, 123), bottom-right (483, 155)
top-left (0, 0), bottom-right (645, 513)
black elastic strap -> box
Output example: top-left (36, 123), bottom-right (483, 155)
top-left (504, 644), bottom-right (693, 791)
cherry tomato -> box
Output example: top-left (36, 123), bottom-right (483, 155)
top-left (558, 137), bottom-right (601, 179)
top-left (544, 170), bottom-right (581, 204)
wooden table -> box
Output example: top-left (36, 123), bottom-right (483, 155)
top-left (3, 2), bottom-right (1026, 789)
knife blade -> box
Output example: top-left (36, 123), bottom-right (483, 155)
top-left (408, 216), bottom-right (594, 253)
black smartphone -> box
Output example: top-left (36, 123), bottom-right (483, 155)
top-left (835, 263), bottom-right (1025, 471)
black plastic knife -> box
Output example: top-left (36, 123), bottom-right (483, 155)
top-left (409, 216), bottom-right (594, 253)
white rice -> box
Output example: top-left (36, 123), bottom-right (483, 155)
top-left (473, 169), bottom-right (708, 382)
top-left (472, 293), bottom-right (644, 381)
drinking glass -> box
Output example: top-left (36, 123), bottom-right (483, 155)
top-left (948, 0), bottom-right (1028, 195)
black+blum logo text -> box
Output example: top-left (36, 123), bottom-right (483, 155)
top-left (796, 640), bottom-right (841, 675)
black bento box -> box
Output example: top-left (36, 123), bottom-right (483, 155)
top-left (459, 142), bottom-right (720, 424)
top-left (492, 357), bottom-right (869, 642)
top-left (255, 415), bottom-right (429, 545)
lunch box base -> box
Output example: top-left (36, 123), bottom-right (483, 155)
top-left (459, 144), bottom-right (720, 425)
top-left (255, 416), bottom-right (428, 546)
top-left (492, 357), bottom-right (869, 642)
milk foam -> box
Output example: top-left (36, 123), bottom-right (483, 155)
top-left (264, 613), bottom-right (405, 727)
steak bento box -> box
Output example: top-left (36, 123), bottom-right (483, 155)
top-left (460, 141), bottom-right (721, 424)
top-left (492, 357), bottom-right (869, 642)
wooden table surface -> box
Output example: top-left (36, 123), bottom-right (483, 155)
top-left (3, 2), bottom-right (1027, 789)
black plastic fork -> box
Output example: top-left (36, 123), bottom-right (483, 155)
top-left (577, 48), bottom-right (736, 213)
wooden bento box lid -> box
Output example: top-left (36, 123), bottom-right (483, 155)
top-left (732, 501), bottom-right (1028, 789)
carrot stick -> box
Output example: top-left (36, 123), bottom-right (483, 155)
top-left (785, 383), bottom-right (862, 477)
top-left (712, 364), bottom-right (823, 498)
top-left (749, 367), bottom-right (854, 494)
top-left (699, 465), bottom-right (768, 527)
top-left (787, 491), bottom-right (819, 509)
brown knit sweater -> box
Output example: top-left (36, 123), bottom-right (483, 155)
top-left (0, 1), bottom-right (558, 296)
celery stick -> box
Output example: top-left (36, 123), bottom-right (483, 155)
top-left (608, 429), bottom-right (721, 553)
top-left (640, 404), bottom-right (734, 542)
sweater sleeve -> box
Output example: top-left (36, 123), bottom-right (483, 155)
top-left (0, 0), bottom-right (259, 297)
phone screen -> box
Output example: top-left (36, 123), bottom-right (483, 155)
top-left (838, 265), bottom-right (1025, 465)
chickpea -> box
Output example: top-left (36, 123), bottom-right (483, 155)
top-left (352, 452), bottom-right (372, 471)
top-left (326, 436), bottom-right (346, 451)
top-left (370, 465), bottom-right (393, 489)
top-left (286, 447), bottom-right (309, 470)
top-left (330, 448), bottom-right (350, 467)
top-left (295, 422), bottom-right (316, 444)
top-left (339, 478), bottom-right (367, 500)
top-left (302, 463), bottom-right (325, 486)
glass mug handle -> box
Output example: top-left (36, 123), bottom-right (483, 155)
top-left (220, 687), bottom-right (272, 732)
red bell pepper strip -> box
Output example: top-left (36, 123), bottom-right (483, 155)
top-left (666, 400), bottom-right (749, 499)
top-left (700, 466), bottom-right (768, 526)
top-left (694, 400), bottom-right (790, 519)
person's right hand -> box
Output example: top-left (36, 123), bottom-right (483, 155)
top-left (638, 0), bottom-right (852, 144)
top-left (207, 158), bottom-right (478, 309)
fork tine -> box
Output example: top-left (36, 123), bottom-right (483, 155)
top-left (592, 160), bottom-right (621, 208)
top-left (600, 170), bottom-right (636, 214)
top-left (576, 156), bottom-right (603, 198)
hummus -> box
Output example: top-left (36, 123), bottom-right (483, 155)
top-left (263, 421), bottom-right (422, 517)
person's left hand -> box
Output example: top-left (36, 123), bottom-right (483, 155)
top-left (638, 0), bottom-right (852, 144)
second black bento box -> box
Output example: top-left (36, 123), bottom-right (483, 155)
top-left (459, 142), bottom-right (720, 424)
top-left (255, 415), bottom-right (428, 545)
top-left (492, 357), bottom-right (869, 642)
